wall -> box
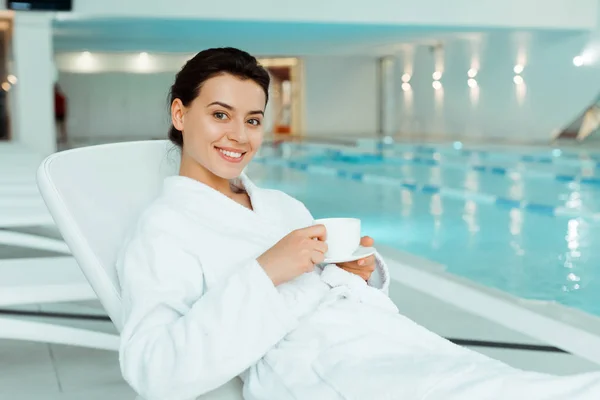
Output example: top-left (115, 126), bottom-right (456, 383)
top-left (394, 29), bottom-right (600, 143)
top-left (12, 13), bottom-right (55, 156)
top-left (57, 55), bottom-right (379, 141)
top-left (58, 72), bottom-right (174, 141)
top-left (303, 56), bottom-right (378, 136)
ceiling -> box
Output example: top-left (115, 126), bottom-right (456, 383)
top-left (51, 17), bottom-right (584, 57)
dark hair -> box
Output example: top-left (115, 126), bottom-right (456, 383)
top-left (168, 47), bottom-right (270, 148)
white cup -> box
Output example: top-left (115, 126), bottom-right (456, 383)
top-left (314, 217), bottom-right (361, 259)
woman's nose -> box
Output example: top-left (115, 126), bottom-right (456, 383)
top-left (227, 121), bottom-right (249, 143)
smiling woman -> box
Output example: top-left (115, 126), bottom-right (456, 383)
top-left (167, 47), bottom-right (270, 203)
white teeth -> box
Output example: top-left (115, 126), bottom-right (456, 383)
top-left (218, 148), bottom-right (242, 158)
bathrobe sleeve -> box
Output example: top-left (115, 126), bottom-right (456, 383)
top-left (116, 222), bottom-right (299, 400)
top-left (368, 252), bottom-right (391, 295)
top-left (284, 194), bottom-right (391, 296)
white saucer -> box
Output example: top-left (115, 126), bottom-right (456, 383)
top-left (323, 246), bottom-right (376, 264)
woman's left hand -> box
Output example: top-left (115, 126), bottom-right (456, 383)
top-left (336, 236), bottom-right (376, 281)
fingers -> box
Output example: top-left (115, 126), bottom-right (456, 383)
top-left (360, 236), bottom-right (374, 247)
top-left (350, 262), bottom-right (376, 273)
top-left (311, 250), bottom-right (325, 265)
top-left (340, 255), bottom-right (375, 268)
top-left (312, 239), bottom-right (328, 255)
top-left (356, 270), bottom-right (372, 280)
top-left (338, 264), bottom-right (373, 280)
top-left (301, 224), bottom-right (327, 241)
top-left (357, 254), bottom-right (376, 267)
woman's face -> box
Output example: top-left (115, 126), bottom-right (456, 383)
top-left (172, 73), bottom-right (266, 181)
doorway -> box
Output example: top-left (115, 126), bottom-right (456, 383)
top-left (259, 57), bottom-right (304, 138)
top-left (0, 16), bottom-right (13, 141)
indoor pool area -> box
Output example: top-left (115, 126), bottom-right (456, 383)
top-left (6, 1), bottom-right (600, 398)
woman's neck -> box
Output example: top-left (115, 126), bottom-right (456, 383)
top-left (179, 154), bottom-right (235, 197)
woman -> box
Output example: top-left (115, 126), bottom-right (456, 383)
top-left (116, 47), bottom-right (600, 400)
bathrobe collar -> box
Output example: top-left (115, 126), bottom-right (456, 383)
top-left (159, 172), bottom-right (287, 243)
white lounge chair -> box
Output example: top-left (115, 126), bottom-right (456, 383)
top-left (36, 140), bottom-right (244, 400)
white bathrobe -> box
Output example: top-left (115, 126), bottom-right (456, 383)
top-left (116, 173), bottom-right (600, 400)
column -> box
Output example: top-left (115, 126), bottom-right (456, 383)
top-left (378, 56), bottom-right (396, 137)
top-left (12, 13), bottom-right (56, 156)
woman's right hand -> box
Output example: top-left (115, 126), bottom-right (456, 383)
top-left (257, 224), bottom-right (328, 286)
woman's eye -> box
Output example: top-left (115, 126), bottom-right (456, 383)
top-left (247, 119), bottom-right (261, 126)
top-left (214, 112), bottom-right (228, 120)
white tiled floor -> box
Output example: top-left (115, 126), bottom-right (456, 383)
top-left (0, 304), bottom-right (134, 399)
top-left (0, 339), bottom-right (135, 400)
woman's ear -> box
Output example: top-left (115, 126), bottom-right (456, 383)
top-left (171, 99), bottom-right (185, 131)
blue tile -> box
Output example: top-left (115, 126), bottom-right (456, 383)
top-left (525, 203), bottom-right (555, 215)
top-left (421, 185), bottom-right (440, 194)
top-left (581, 177), bottom-right (600, 186)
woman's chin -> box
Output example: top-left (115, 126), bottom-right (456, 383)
top-left (214, 163), bottom-right (248, 180)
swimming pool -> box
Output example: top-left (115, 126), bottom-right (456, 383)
top-left (250, 140), bottom-right (600, 318)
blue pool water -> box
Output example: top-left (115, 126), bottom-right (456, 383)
top-left (248, 142), bottom-right (600, 318)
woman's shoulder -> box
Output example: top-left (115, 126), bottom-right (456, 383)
top-left (116, 198), bottom-right (202, 274)
top-left (122, 196), bottom-right (191, 250)
top-left (116, 198), bottom-right (205, 292)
